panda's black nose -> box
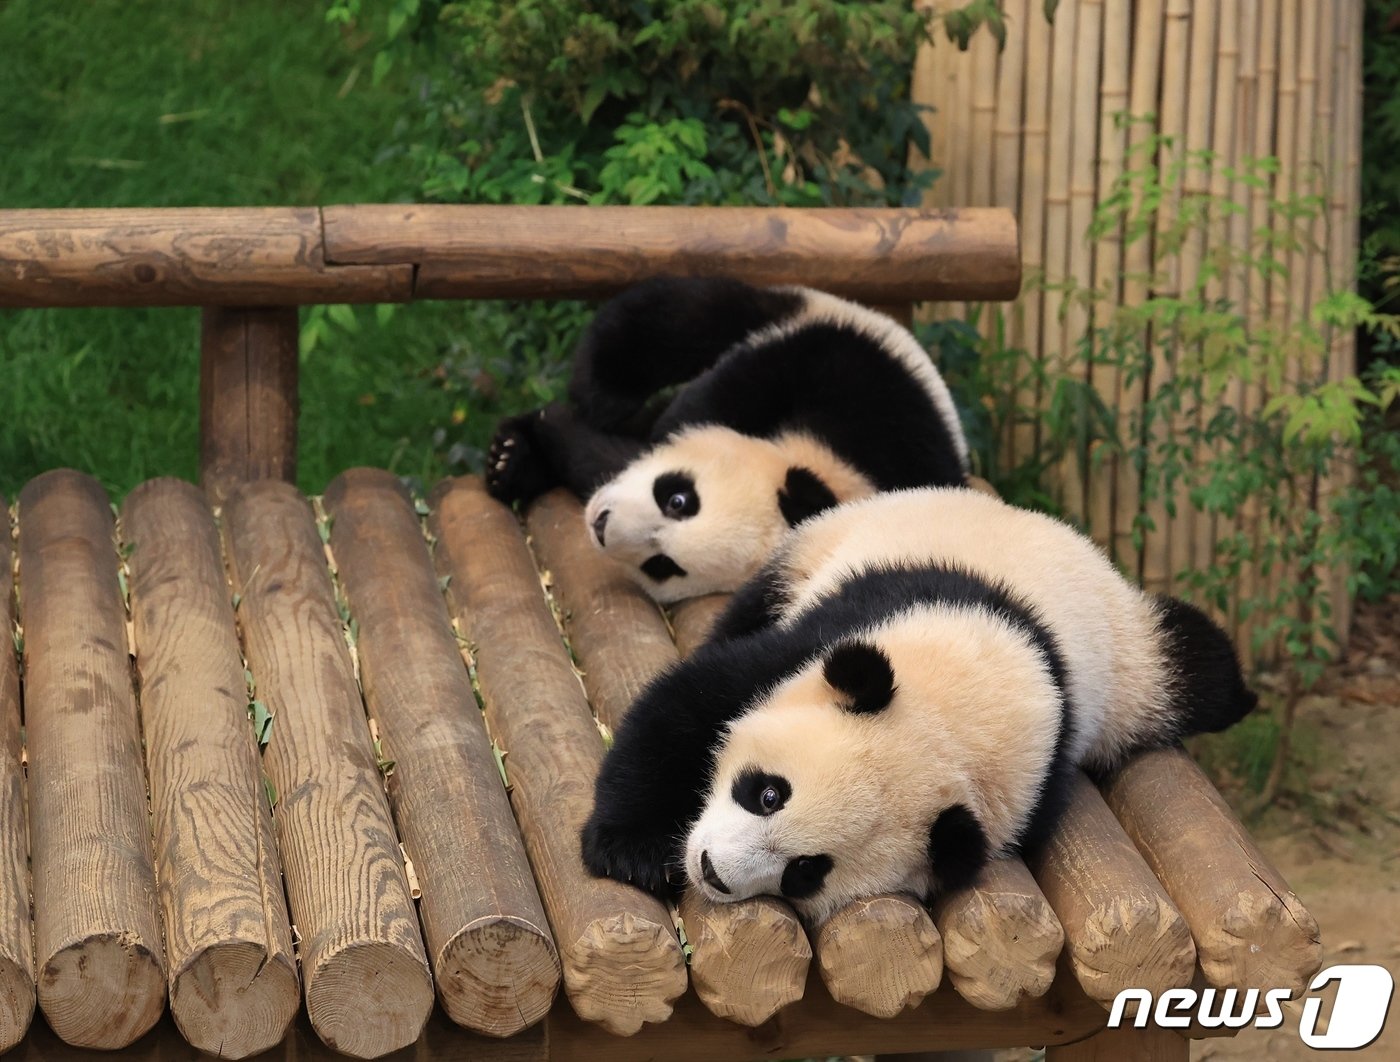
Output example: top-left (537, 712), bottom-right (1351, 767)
top-left (700, 850), bottom-right (730, 895)
top-left (591, 509), bottom-right (610, 547)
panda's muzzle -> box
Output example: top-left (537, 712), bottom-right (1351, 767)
top-left (699, 850), bottom-right (730, 895)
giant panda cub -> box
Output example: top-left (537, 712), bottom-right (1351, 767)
top-left (485, 276), bottom-right (968, 603)
top-left (580, 487), bottom-right (1257, 925)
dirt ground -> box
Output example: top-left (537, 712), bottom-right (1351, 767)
top-left (1192, 594), bottom-right (1400, 1059)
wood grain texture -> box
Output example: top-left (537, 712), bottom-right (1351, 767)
top-left (1100, 746), bottom-right (1322, 994)
top-left (1044, 1023), bottom-right (1190, 1062)
top-left (322, 469), bottom-right (560, 1037)
top-left (932, 856), bottom-right (1064, 1011)
top-left (324, 205), bottom-right (1021, 303)
top-left (813, 895), bottom-right (943, 1019)
top-left (17, 470), bottom-right (166, 1049)
top-left (199, 307), bottom-right (299, 507)
top-left (0, 495), bottom-right (34, 1054)
top-left (667, 595), bottom-right (729, 660)
top-left (0, 208), bottom-right (411, 307)
top-left (522, 492), bottom-right (674, 731)
top-left (1027, 774), bottom-right (1196, 1010)
top-left (427, 477), bottom-right (686, 1036)
top-left (222, 480), bottom-right (433, 1059)
top-left (121, 478), bottom-right (299, 1059)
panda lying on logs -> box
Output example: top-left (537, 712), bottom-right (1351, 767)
top-left (485, 276), bottom-right (969, 602)
top-left (580, 487), bottom-right (1257, 925)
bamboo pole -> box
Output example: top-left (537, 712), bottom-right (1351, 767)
top-left (18, 471), bottom-right (166, 1049)
top-left (1015, 3), bottom-right (1054, 473)
top-left (1100, 747), bottom-right (1322, 993)
top-left (911, 1), bottom-right (952, 212)
top-left (1142, 0), bottom-right (1193, 596)
top-left (223, 481), bottom-right (434, 1058)
top-left (122, 479), bottom-right (300, 1059)
top-left (992, 0), bottom-right (1028, 466)
top-left (428, 478), bottom-right (687, 1036)
top-left (1089, 0), bottom-right (1130, 561)
top-left (323, 470), bottom-right (561, 1037)
top-left (931, 857), bottom-right (1064, 1011)
top-left (968, 27), bottom-right (998, 209)
top-left (1113, 0), bottom-right (1166, 573)
top-left (523, 491), bottom-right (809, 1027)
top-left (0, 496), bottom-right (33, 1055)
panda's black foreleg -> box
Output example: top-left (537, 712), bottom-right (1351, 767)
top-left (485, 401), bottom-right (647, 506)
top-left (1155, 595), bottom-right (1259, 736)
top-left (706, 559), bottom-right (791, 643)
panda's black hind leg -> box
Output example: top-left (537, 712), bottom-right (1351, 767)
top-left (485, 407), bottom-right (557, 505)
top-left (1157, 595), bottom-right (1259, 736)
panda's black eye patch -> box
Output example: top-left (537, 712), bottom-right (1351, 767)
top-left (641, 554), bottom-right (687, 582)
top-left (780, 854), bottom-right (833, 900)
top-left (732, 769), bottom-right (791, 816)
top-left (653, 472), bottom-right (699, 520)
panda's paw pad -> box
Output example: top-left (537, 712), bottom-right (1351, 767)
top-left (485, 417), bottom-right (546, 503)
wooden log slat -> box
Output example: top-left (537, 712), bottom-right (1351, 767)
top-left (121, 479), bottom-right (299, 1059)
top-left (322, 469), bottom-right (560, 1037)
top-left (1027, 774), bottom-right (1196, 1010)
top-left (1044, 1023), bottom-right (1190, 1062)
top-left (524, 494), bottom-right (811, 1027)
top-left (1100, 746), bottom-right (1322, 994)
top-left (932, 857), bottom-right (1065, 1011)
top-left (667, 595), bottom-right (729, 660)
top-left (0, 495), bottom-right (35, 1054)
top-left (17, 470), bottom-right (166, 1049)
top-left (0, 208), bottom-right (411, 307)
top-left (427, 477), bottom-right (686, 1036)
top-left (199, 307), bottom-right (299, 507)
top-left (222, 481), bottom-right (433, 1059)
top-left (324, 205), bottom-right (1021, 303)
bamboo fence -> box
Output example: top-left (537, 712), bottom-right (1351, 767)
top-left (912, 0), bottom-right (1364, 661)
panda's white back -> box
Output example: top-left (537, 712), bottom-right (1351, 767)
top-left (773, 487), bottom-right (1175, 768)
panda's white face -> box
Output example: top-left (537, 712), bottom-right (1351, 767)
top-left (583, 426), bottom-right (804, 604)
top-left (684, 658), bottom-right (942, 925)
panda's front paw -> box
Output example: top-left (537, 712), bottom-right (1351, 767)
top-left (579, 815), bottom-right (679, 896)
top-left (485, 410), bottom-right (553, 505)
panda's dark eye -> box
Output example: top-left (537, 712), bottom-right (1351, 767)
top-left (733, 769), bottom-right (790, 816)
top-left (653, 472), bottom-right (700, 520)
top-left (760, 786), bottom-right (780, 811)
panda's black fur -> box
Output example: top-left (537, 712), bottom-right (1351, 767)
top-left (485, 275), bottom-right (968, 508)
top-left (581, 546), bottom-right (1255, 902)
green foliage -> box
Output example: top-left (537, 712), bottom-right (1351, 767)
top-left (1362, 1), bottom-right (1400, 285)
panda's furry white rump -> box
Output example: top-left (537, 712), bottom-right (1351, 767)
top-left (580, 488), bottom-right (1257, 924)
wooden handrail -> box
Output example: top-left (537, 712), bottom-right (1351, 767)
top-left (0, 205), bottom-right (1019, 308)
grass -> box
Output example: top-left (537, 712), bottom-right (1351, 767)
top-left (0, 0), bottom-right (551, 500)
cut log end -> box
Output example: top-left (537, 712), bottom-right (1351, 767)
top-left (815, 894), bottom-right (943, 1019)
top-left (562, 911), bottom-right (688, 1036)
top-left (170, 941), bottom-right (300, 1060)
top-left (933, 859), bottom-right (1064, 1011)
top-left (1068, 895), bottom-right (1197, 1007)
top-left (0, 953), bottom-right (36, 1054)
top-left (679, 891), bottom-right (811, 1027)
top-left (1197, 887), bottom-right (1323, 995)
top-left (38, 934), bottom-right (166, 1049)
top-left (305, 941), bottom-right (434, 1059)
top-left (436, 915), bottom-right (562, 1038)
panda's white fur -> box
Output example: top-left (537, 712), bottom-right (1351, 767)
top-left (581, 487), bottom-right (1257, 925)
top-left (583, 425), bottom-right (877, 603)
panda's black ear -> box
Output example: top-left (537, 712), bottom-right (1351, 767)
top-left (927, 803), bottom-right (989, 894)
top-left (778, 466), bottom-right (839, 527)
top-left (823, 641), bottom-right (895, 715)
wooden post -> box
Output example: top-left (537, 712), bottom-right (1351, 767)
top-left (200, 306), bottom-right (299, 507)
top-left (323, 469), bottom-right (561, 1037)
top-left (1045, 1024), bottom-right (1190, 1062)
top-left (932, 856), bottom-right (1064, 1010)
top-left (17, 471), bottom-right (166, 1049)
top-left (813, 895), bottom-right (943, 1019)
top-left (122, 479), bottom-right (300, 1059)
top-left (0, 495), bottom-right (34, 1055)
top-left (428, 478), bottom-right (687, 1036)
top-left (222, 481), bottom-right (434, 1058)
top-left (524, 490), bottom-right (810, 1027)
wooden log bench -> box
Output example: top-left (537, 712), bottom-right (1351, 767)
top-left (0, 205), bottom-right (1321, 1061)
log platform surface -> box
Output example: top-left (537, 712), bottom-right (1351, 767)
top-left (0, 470), bottom-right (1322, 1062)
